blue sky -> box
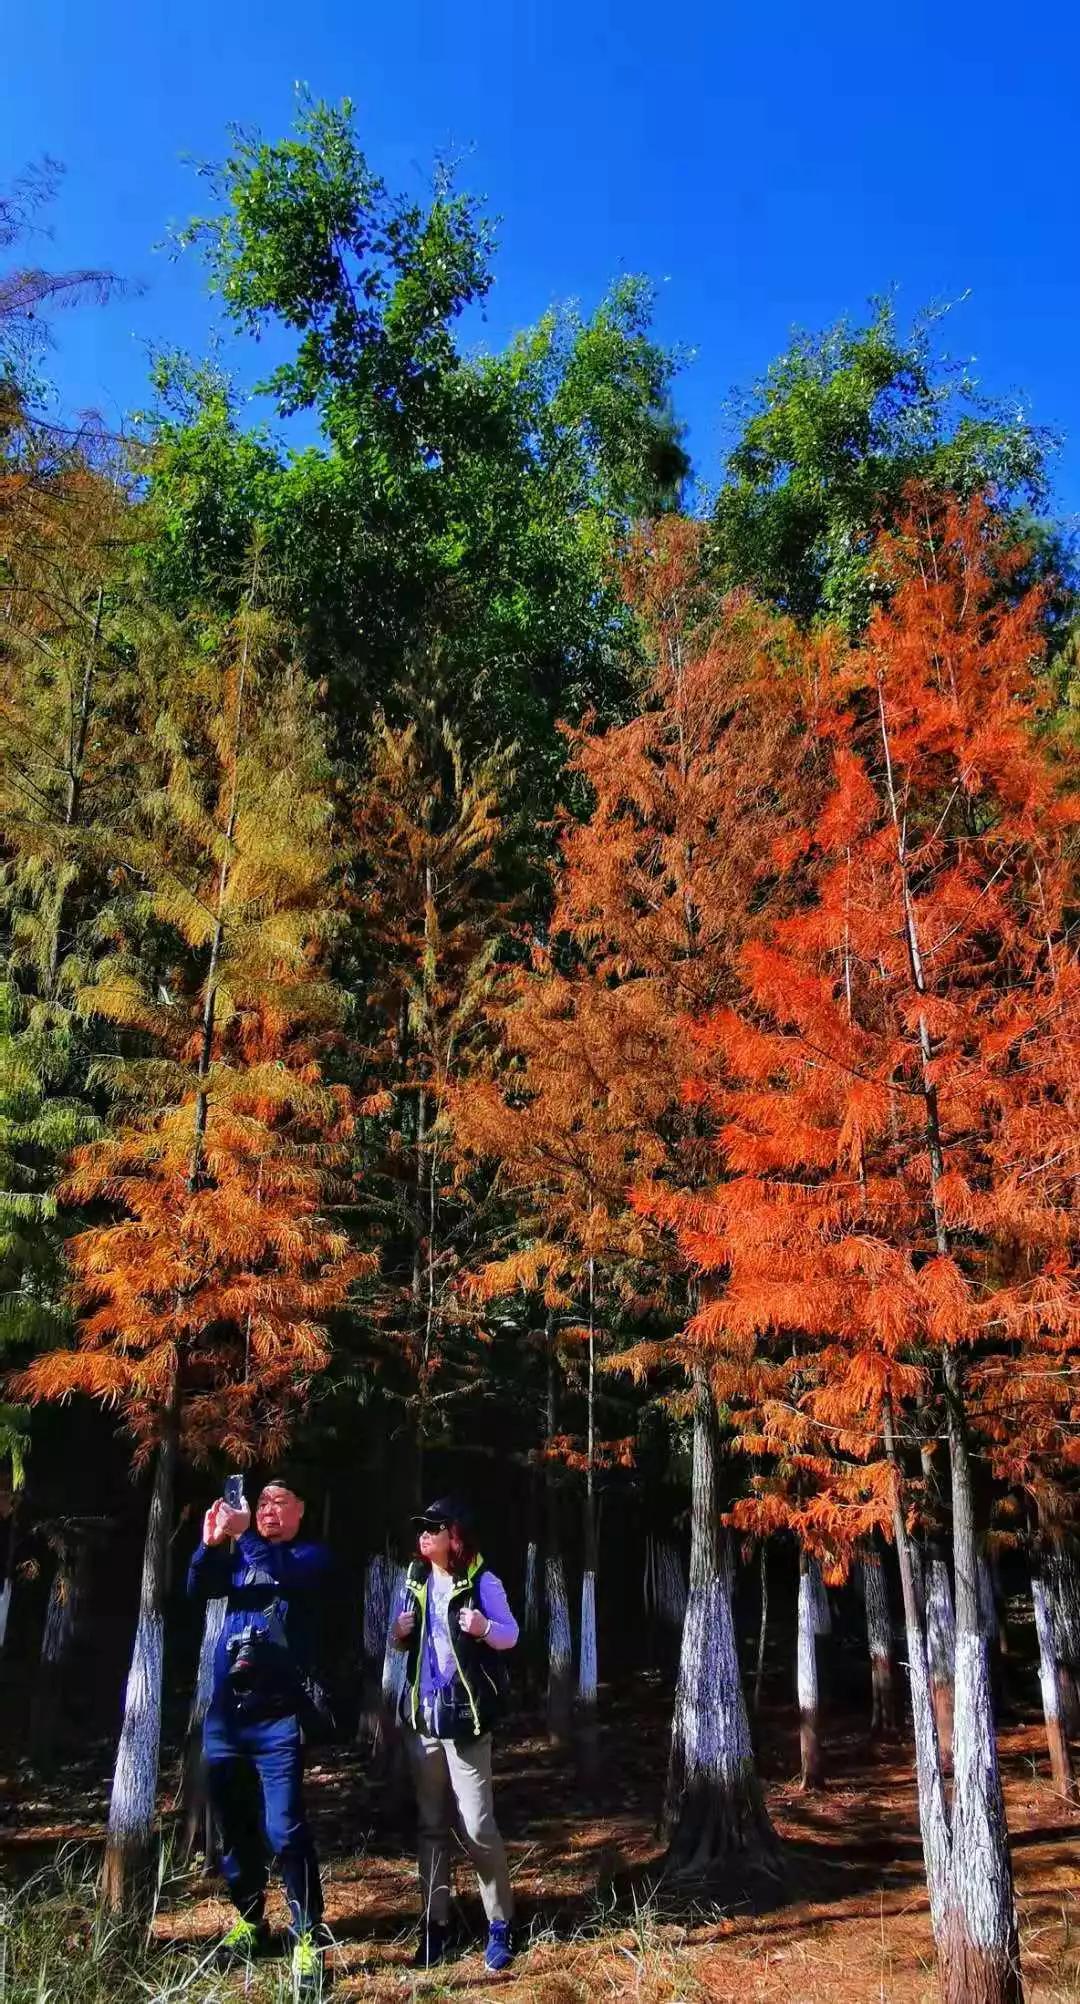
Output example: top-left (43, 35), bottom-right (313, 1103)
top-left (6, 0), bottom-right (1079, 513)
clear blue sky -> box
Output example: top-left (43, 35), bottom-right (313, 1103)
top-left (6, 0), bottom-right (1079, 513)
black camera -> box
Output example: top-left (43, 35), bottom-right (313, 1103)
top-left (225, 1622), bottom-right (271, 1689)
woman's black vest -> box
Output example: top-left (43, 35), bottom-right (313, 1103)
top-left (399, 1554), bottom-right (507, 1740)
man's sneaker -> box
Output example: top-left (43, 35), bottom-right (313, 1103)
top-left (414, 1919), bottom-right (451, 1968)
top-left (292, 1930), bottom-right (328, 1996)
top-left (484, 1920), bottom-right (514, 1971)
top-left (215, 1914), bottom-right (267, 1969)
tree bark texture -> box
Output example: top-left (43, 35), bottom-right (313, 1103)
top-left (926, 1553), bottom-right (956, 1767)
top-left (663, 1372), bottom-right (774, 1876)
top-left (940, 1350), bottom-right (1023, 2004)
top-left (179, 1594), bottom-right (227, 1866)
top-left (31, 1530), bottom-right (92, 1764)
top-left (797, 1552), bottom-right (824, 1790)
top-left (101, 1428), bottom-right (176, 1911)
top-left (861, 1544), bottom-right (896, 1735)
top-left (1032, 1570), bottom-right (1075, 1803)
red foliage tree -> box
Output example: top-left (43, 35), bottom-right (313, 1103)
top-left (657, 495), bottom-right (1080, 2001)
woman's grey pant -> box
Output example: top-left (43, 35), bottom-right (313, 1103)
top-left (403, 1728), bottom-right (514, 1925)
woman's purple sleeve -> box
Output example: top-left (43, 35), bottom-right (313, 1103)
top-left (478, 1570), bottom-right (519, 1650)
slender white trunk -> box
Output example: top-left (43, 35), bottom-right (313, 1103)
top-left (885, 1406), bottom-right (951, 1936)
top-left (926, 1554), bottom-right (956, 1765)
top-left (0, 1576), bottom-right (10, 1652)
top-left (363, 1552), bottom-right (394, 1664)
top-left (1048, 1547), bottom-right (1080, 1737)
top-left (179, 1595), bottom-right (226, 1862)
top-left (102, 1430), bottom-right (176, 1910)
top-left (657, 1540), bottom-right (688, 1629)
top-left (861, 1546), bottom-right (896, 1735)
top-left (546, 1552), bottom-right (572, 1742)
top-left (524, 1540), bottom-right (540, 1640)
top-left (578, 1571), bottom-right (597, 1706)
top-left (380, 1563), bottom-right (407, 1713)
top-left (797, 1554), bottom-right (823, 1789)
top-left (1032, 1571), bottom-right (1075, 1802)
top-left (940, 1354), bottom-right (1022, 2004)
top-left (663, 1373), bottom-right (773, 1874)
top-left (360, 1551), bottom-right (395, 1744)
top-left (808, 1557), bottom-right (832, 1637)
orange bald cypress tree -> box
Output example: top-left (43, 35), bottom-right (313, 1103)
top-left (657, 495), bottom-right (1080, 2002)
top-left (456, 542), bottom-right (813, 1859)
top-left (17, 581), bottom-right (370, 1908)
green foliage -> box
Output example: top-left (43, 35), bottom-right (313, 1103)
top-left (0, 981), bottom-right (96, 1363)
top-left (712, 299), bottom-right (1055, 629)
top-left (146, 95), bottom-right (686, 789)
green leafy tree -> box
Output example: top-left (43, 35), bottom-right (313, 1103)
top-left (145, 95), bottom-right (687, 790)
top-left (712, 300), bottom-right (1053, 630)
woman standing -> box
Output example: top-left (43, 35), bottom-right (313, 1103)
top-left (393, 1494), bottom-right (519, 1969)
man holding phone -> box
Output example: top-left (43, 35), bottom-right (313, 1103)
top-left (187, 1474), bottom-right (331, 1995)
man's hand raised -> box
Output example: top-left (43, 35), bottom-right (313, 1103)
top-left (203, 1499), bottom-right (251, 1547)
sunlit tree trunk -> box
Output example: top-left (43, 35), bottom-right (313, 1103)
top-left (861, 1540), bottom-right (896, 1736)
top-left (925, 1548), bottom-right (956, 1768)
top-left (797, 1551), bottom-right (824, 1790)
top-left (179, 1593), bottom-right (227, 1868)
top-left (884, 1401), bottom-right (951, 1938)
top-left (1032, 1567), bottom-right (1076, 1803)
top-left (1048, 1546), bottom-right (1080, 1739)
top-left (663, 1371), bottom-right (774, 1875)
top-left (940, 1350), bottom-right (1022, 2004)
top-left (545, 1330), bottom-right (572, 1747)
top-left (101, 1419), bottom-right (177, 1910)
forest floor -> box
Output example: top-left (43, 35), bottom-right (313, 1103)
top-left (2, 1674), bottom-right (1079, 2002)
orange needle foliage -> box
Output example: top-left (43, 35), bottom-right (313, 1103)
top-left (15, 603), bottom-right (372, 1463)
top-left (457, 527), bottom-right (816, 1366)
top-left (649, 494), bottom-right (1080, 1575)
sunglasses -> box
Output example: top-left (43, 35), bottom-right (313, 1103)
top-left (418, 1519), bottom-right (449, 1534)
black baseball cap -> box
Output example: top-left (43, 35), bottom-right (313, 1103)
top-left (411, 1495), bottom-right (475, 1533)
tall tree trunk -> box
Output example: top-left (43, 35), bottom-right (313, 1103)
top-left (884, 1400), bottom-right (951, 1937)
top-left (940, 1351), bottom-right (1022, 2004)
top-left (545, 1332), bottom-right (572, 1747)
top-left (861, 1541), bottom-right (896, 1736)
top-left (524, 1539), bottom-right (540, 1643)
top-left (576, 1265), bottom-right (599, 1777)
top-left (178, 1594), bottom-right (227, 1868)
top-left (1032, 1568), bottom-right (1075, 1803)
top-left (101, 1420), bottom-right (177, 1911)
top-left (663, 1371), bottom-right (774, 1876)
top-left (797, 1551), bottom-right (824, 1790)
top-left (926, 1549), bottom-right (956, 1768)
top-left (31, 1528), bottom-right (92, 1765)
top-left (1048, 1546), bottom-right (1080, 1739)
top-left (577, 1495), bottom-right (599, 1779)
top-left (808, 1557), bottom-right (832, 1637)
top-left (360, 1551), bottom-right (395, 1747)
top-left (753, 1540), bottom-right (769, 1717)
top-left (879, 682), bottom-right (1023, 2001)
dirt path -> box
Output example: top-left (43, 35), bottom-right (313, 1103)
top-left (3, 1691), bottom-right (1078, 2000)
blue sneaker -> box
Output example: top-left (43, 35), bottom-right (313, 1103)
top-left (484, 1921), bottom-right (514, 1971)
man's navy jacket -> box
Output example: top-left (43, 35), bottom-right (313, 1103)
top-left (187, 1530), bottom-right (331, 1719)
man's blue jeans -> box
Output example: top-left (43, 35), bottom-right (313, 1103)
top-left (204, 1706), bottom-right (323, 1935)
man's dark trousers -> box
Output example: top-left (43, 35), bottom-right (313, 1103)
top-left (204, 1706), bottom-right (323, 1935)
